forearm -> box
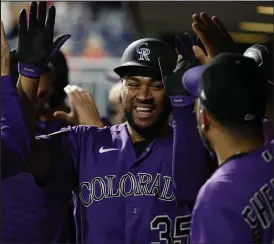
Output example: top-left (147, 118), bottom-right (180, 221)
top-left (172, 106), bottom-right (209, 204)
top-left (16, 75), bottom-right (39, 139)
top-left (1, 75), bottom-right (32, 178)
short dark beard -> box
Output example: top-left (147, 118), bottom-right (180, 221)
top-left (125, 97), bottom-right (172, 139)
top-left (197, 123), bottom-right (214, 153)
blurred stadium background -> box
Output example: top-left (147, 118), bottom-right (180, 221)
top-left (2, 1), bottom-right (273, 117)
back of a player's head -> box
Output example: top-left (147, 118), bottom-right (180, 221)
top-left (185, 53), bottom-right (267, 137)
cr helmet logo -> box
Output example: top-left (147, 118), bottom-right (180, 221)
top-left (136, 43), bottom-right (150, 61)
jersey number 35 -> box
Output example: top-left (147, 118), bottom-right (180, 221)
top-left (150, 215), bottom-right (191, 244)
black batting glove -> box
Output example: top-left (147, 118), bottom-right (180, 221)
top-left (16, 2), bottom-right (70, 79)
top-left (158, 33), bottom-right (198, 107)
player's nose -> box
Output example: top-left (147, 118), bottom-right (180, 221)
top-left (137, 85), bottom-right (152, 101)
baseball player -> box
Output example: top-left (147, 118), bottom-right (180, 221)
top-left (1, 20), bottom-right (31, 179)
top-left (1, 30), bottom-right (104, 244)
top-left (10, 2), bottom-right (209, 243)
top-left (1, 2), bottom-right (73, 243)
top-left (183, 53), bottom-right (274, 243)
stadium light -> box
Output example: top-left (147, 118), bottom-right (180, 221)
top-left (256, 6), bottom-right (274, 15)
top-left (230, 32), bottom-right (269, 43)
top-left (239, 22), bottom-right (274, 33)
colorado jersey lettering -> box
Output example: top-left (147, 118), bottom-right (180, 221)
top-left (191, 144), bottom-right (274, 243)
top-left (242, 178), bottom-right (274, 242)
top-left (79, 173), bottom-right (175, 207)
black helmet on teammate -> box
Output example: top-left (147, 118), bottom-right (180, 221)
top-left (114, 38), bottom-right (177, 79)
top-left (243, 44), bottom-right (273, 84)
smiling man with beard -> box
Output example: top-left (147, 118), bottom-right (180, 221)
top-left (114, 39), bottom-right (173, 143)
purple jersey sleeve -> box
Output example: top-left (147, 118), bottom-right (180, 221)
top-left (172, 106), bottom-right (210, 205)
top-left (36, 125), bottom-right (93, 185)
top-left (1, 75), bottom-right (31, 178)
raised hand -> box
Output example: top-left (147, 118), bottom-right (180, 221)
top-left (158, 33), bottom-right (197, 107)
top-left (53, 85), bottom-right (104, 127)
top-left (16, 2), bottom-right (70, 78)
top-left (192, 12), bottom-right (237, 64)
top-left (1, 20), bottom-right (11, 76)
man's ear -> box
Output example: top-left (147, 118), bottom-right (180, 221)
top-left (199, 108), bottom-right (210, 132)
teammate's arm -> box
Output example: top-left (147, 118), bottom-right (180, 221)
top-left (1, 21), bottom-right (32, 178)
top-left (159, 34), bottom-right (209, 205)
top-left (15, 2), bottom-right (72, 180)
top-left (16, 1), bottom-right (70, 139)
top-left (53, 85), bottom-right (105, 127)
top-left (191, 12), bottom-right (237, 65)
top-left (167, 13), bottom-right (238, 204)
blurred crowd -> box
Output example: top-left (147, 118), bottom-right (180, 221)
top-left (1, 1), bottom-right (137, 57)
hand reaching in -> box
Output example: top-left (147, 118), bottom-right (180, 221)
top-left (192, 12), bottom-right (237, 64)
top-left (53, 85), bottom-right (104, 127)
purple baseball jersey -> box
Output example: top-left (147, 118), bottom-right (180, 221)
top-left (190, 143), bottom-right (274, 243)
top-left (1, 75), bottom-right (31, 178)
top-left (1, 117), bottom-right (74, 243)
top-left (1, 75), bottom-right (73, 243)
top-left (172, 106), bottom-right (212, 205)
top-left (37, 123), bottom-right (197, 244)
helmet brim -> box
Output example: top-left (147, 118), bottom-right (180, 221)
top-left (114, 61), bottom-right (156, 77)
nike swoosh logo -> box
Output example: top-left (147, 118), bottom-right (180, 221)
top-left (99, 147), bottom-right (119, 153)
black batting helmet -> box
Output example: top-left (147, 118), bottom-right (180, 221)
top-left (114, 38), bottom-right (177, 78)
top-left (243, 44), bottom-right (273, 84)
